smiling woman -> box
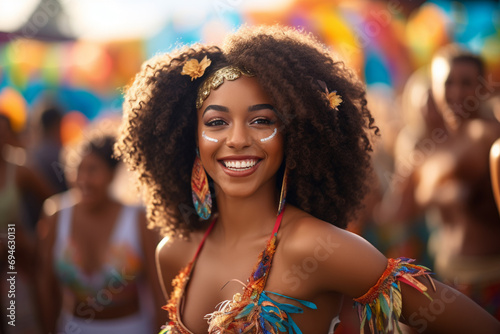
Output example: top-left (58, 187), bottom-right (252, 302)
top-left (197, 75), bottom-right (284, 201)
top-left (115, 25), bottom-right (500, 333)
top-left (36, 134), bottom-right (165, 334)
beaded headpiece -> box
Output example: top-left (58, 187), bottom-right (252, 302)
top-left (181, 57), bottom-right (255, 109)
top-left (181, 57), bottom-right (341, 111)
top-left (196, 66), bottom-right (255, 109)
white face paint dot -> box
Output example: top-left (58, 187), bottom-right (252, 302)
top-left (202, 131), bottom-right (219, 143)
top-left (260, 128), bottom-right (277, 142)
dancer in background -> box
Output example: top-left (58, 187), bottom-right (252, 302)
top-left (23, 105), bottom-right (68, 230)
top-left (381, 44), bottom-right (500, 320)
top-left (36, 134), bottom-right (165, 334)
top-left (0, 105), bottom-right (54, 334)
top-left (29, 105), bottom-right (67, 194)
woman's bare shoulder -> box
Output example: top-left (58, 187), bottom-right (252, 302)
top-left (280, 205), bottom-right (382, 258)
top-left (156, 227), bottom-right (207, 274)
top-left (279, 206), bottom-right (387, 297)
top-left (155, 227), bottom-right (207, 299)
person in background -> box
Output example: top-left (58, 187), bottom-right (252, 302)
top-left (0, 112), bottom-right (54, 334)
top-left (380, 44), bottom-right (500, 320)
top-left (376, 67), bottom-right (445, 267)
top-left (36, 134), bottom-right (166, 334)
top-left (22, 105), bottom-right (67, 231)
top-left (30, 105), bottom-right (68, 193)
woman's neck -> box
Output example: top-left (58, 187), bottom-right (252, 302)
top-left (212, 179), bottom-right (280, 245)
top-left (78, 195), bottom-right (118, 215)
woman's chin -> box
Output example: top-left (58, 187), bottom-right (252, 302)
top-left (79, 194), bottom-right (106, 207)
top-left (214, 186), bottom-right (257, 200)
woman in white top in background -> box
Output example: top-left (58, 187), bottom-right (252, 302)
top-left (36, 134), bottom-right (166, 334)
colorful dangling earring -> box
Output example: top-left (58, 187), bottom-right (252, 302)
top-left (191, 151), bottom-right (212, 220)
top-left (277, 168), bottom-right (288, 215)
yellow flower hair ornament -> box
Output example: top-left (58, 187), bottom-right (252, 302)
top-left (318, 80), bottom-right (342, 110)
top-left (181, 56), bottom-right (211, 81)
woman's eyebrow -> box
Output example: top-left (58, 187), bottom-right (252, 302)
top-left (203, 105), bottom-right (229, 116)
top-left (248, 104), bottom-right (276, 112)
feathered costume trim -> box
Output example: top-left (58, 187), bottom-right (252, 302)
top-left (205, 233), bottom-right (316, 334)
top-left (353, 257), bottom-right (435, 334)
top-left (160, 263), bottom-right (193, 334)
top-left (160, 208), bottom-right (316, 334)
top-left (159, 214), bottom-right (433, 334)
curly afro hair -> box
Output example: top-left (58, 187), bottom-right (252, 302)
top-left (116, 25), bottom-right (378, 238)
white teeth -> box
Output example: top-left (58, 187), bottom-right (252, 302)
top-left (223, 159), bottom-right (258, 170)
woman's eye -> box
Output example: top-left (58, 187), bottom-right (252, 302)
top-left (252, 118), bottom-right (274, 125)
top-left (205, 119), bottom-right (226, 126)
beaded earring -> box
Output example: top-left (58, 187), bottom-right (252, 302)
top-left (191, 150), bottom-right (212, 220)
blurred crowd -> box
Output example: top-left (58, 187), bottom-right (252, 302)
top-left (0, 100), bottom-right (167, 333)
top-left (358, 44), bottom-right (500, 325)
top-left (1, 23), bottom-right (500, 334)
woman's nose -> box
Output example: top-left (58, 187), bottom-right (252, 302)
top-left (225, 123), bottom-right (252, 149)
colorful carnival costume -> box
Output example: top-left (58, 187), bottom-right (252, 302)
top-left (160, 208), bottom-right (434, 334)
top-left (54, 205), bottom-right (153, 334)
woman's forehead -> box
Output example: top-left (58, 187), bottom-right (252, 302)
top-left (200, 76), bottom-right (274, 111)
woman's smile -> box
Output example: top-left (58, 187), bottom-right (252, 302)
top-left (218, 155), bottom-right (263, 176)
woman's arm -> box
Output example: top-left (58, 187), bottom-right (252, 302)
top-left (400, 276), bottom-right (499, 334)
top-left (489, 138), bottom-right (500, 216)
top-left (155, 233), bottom-right (193, 322)
top-left (155, 237), bottom-right (171, 303)
top-left (35, 213), bottom-right (62, 333)
top-left (138, 211), bottom-right (169, 329)
top-left (296, 220), bottom-right (499, 333)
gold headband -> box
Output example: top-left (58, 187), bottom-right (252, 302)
top-left (196, 66), bottom-right (255, 109)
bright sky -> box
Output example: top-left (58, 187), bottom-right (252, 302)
top-left (0, 0), bottom-right (293, 40)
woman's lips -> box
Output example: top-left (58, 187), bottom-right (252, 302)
top-left (218, 157), bottom-right (262, 177)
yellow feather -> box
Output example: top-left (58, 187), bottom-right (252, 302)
top-left (402, 274), bottom-right (428, 292)
top-left (393, 286), bottom-right (403, 318)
